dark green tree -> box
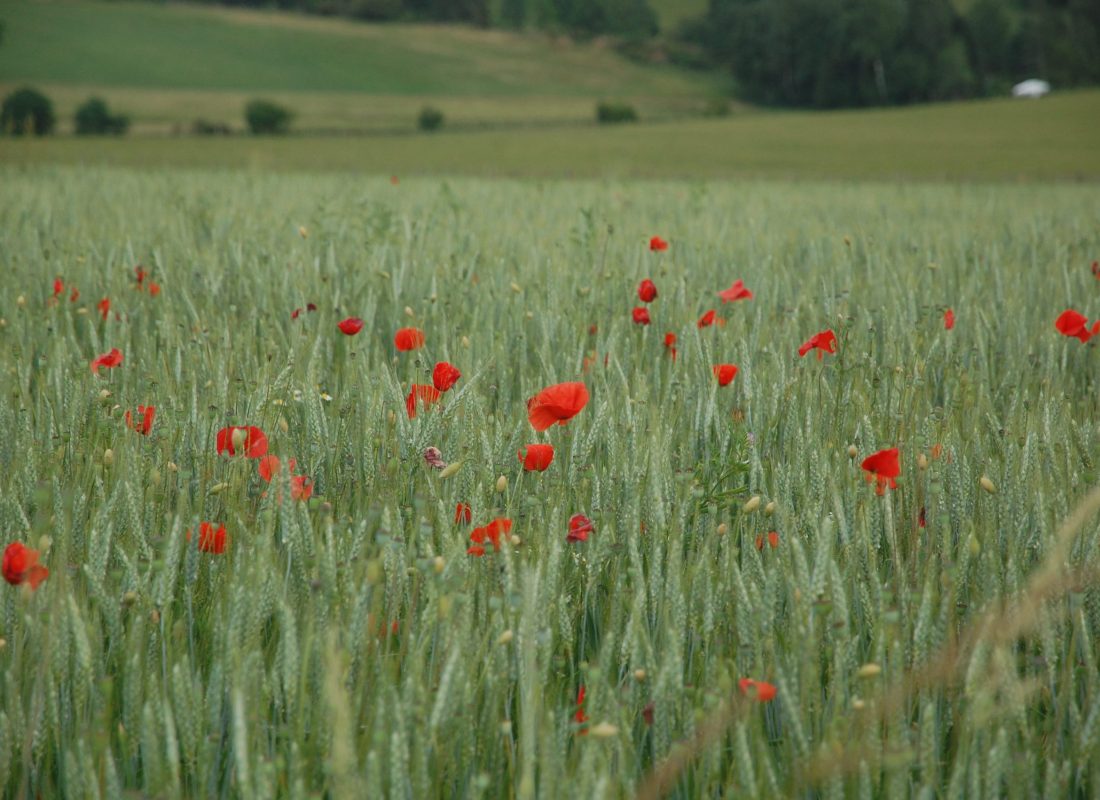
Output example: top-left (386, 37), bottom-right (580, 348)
top-left (1, 87), bottom-right (55, 136)
top-left (75, 97), bottom-right (130, 135)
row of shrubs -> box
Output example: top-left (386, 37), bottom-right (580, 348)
top-left (3, 87), bottom-right (663, 136)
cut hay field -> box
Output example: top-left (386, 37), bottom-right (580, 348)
top-left (2, 166), bottom-right (1100, 797)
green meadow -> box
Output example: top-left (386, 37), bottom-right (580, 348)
top-left (2, 166), bottom-right (1100, 797)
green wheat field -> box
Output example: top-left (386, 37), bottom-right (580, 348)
top-left (2, 167), bottom-right (1100, 798)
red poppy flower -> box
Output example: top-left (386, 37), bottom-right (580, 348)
top-left (632, 307), bottom-right (651, 325)
top-left (307, 303), bottom-right (317, 312)
top-left (52, 277), bottom-right (63, 299)
top-left (390, 175), bottom-right (399, 185)
top-left (567, 513), bottom-right (594, 543)
top-left (649, 236), bottom-right (668, 252)
top-left (588, 324), bottom-right (598, 336)
top-left (215, 426), bottom-right (268, 458)
top-left (718, 280), bottom-right (753, 303)
top-left (257, 454), bottom-right (297, 482)
top-left (291, 308), bottom-right (302, 319)
top-left (527, 382), bottom-right (589, 431)
top-left (754, 531), bottom-right (779, 550)
top-left (406, 384), bottom-right (442, 419)
top-left (518, 444), bottom-right (555, 471)
top-left (394, 327), bottom-right (426, 351)
top-left (433, 361), bottom-right (461, 392)
top-left (944, 309), bottom-right (955, 330)
top-left (861, 447), bottom-right (900, 495)
top-left (337, 317), bottom-right (364, 336)
top-left (467, 517), bottom-right (512, 556)
top-left (738, 678), bottom-right (776, 702)
top-left (642, 701), bottom-right (655, 726)
top-left (1093, 261), bottom-right (1100, 279)
top-left (90, 348), bottom-right (123, 375)
top-left (187, 522), bottom-right (227, 555)
top-left (148, 282), bottom-right (161, 297)
top-left (70, 288), bottom-right (80, 302)
top-left (97, 297), bottom-right (111, 321)
top-left (713, 364), bottom-right (738, 386)
top-left (664, 331), bottom-right (677, 360)
top-left (574, 685), bottom-right (589, 729)
top-left (698, 310), bottom-right (717, 328)
top-left (918, 506), bottom-right (926, 528)
top-left (798, 329), bottom-right (838, 359)
top-left (135, 266), bottom-right (146, 286)
top-left (1055, 309), bottom-right (1100, 343)
top-left (290, 475), bottom-right (313, 502)
top-left (124, 405), bottom-right (155, 436)
top-left (638, 279), bottom-right (658, 303)
top-left (2, 542), bottom-right (49, 589)
top-left (455, 503), bottom-right (472, 525)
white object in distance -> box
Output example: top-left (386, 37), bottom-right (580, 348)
top-left (1012, 79), bottom-right (1051, 98)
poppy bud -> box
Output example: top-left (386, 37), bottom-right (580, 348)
top-left (969, 535), bottom-right (981, 555)
top-left (525, 311), bottom-right (534, 320)
top-left (510, 282), bottom-right (522, 294)
top-left (847, 445), bottom-right (858, 458)
top-left (980, 476), bottom-right (996, 494)
top-left (150, 609), bottom-right (160, 624)
top-left (432, 556), bottom-right (444, 574)
top-left (857, 663), bottom-right (881, 679)
top-left (404, 306), bottom-right (414, 318)
top-left (122, 591), bottom-right (137, 607)
top-left (167, 461), bottom-right (178, 472)
top-left (764, 501), bottom-right (776, 515)
top-left (743, 495), bottom-right (761, 513)
top-left (589, 722), bottom-right (619, 738)
top-left (510, 535), bottom-right (521, 547)
top-left (103, 448), bottom-right (114, 467)
top-left (0, 637), bottom-right (6, 651)
top-left (16, 295), bottom-right (26, 308)
top-left (716, 523), bottom-right (728, 536)
top-left (500, 721), bottom-right (512, 735)
top-left (231, 428), bottom-right (248, 452)
top-left (0, 319), bottom-right (5, 328)
top-left (495, 475), bottom-right (508, 493)
top-left (98, 389), bottom-right (111, 402)
top-left (843, 235), bottom-right (851, 246)
top-left (210, 482), bottom-right (228, 495)
top-left (497, 630), bottom-right (514, 645)
top-left (439, 462), bottom-right (462, 479)
top-left (278, 416), bottom-right (289, 434)
top-left (851, 697), bottom-right (865, 710)
top-left (298, 226), bottom-right (308, 238)
top-left (633, 669), bottom-right (646, 682)
top-left (461, 336), bottom-right (470, 348)
top-left (918, 453), bottom-right (929, 470)
top-left (387, 410), bottom-right (396, 426)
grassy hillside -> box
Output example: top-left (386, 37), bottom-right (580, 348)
top-left (0, 0), bottom-right (726, 132)
top-left (3, 90), bottom-right (1098, 181)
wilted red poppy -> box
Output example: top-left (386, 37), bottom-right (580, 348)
top-left (187, 522), bottom-right (227, 555)
top-left (290, 476), bottom-right (313, 501)
top-left (90, 348), bottom-right (123, 375)
top-left (216, 426), bottom-right (268, 458)
top-left (2, 541), bottom-right (49, 589)
top-left (664, 331), bottom-right (677, 360)
top-left (124, 405), bottom-right (155, 436)
top-left (467, 517), bottom-right (513, 556)
top-left (337, 317), bottom-right (364, 336)
top-left (943, 309), bottom-right (955, 330)
top-left (1093, 261), bottom-right (1100, 279)
top-left (718, 280), bottom-right (753, 303)
top-left (649, 236), bottom-right (668, 252)
top-left (574, 685), bottom-right (589, 729)
top-left (713, 364), bottom-right (738, 386)
top-left (97, 297), bottom-right (110, 321)
top-left (433, 362), bottom-right (461, 392)
top-left (291, 308), bottom-right (302, 319)
top-left (638, 279), bottom-right (658, 303)
top-left (738, 678), bottom-right (776, 702)
top-left (755, 531), bottom-right (779, 550)
top-left (406, 384), bottom-right (442, 419)
top-left (642, 701), bottom-right (655, 726)
top-left (567, 513), bottom-right (594, 543)
top-left (918, 506), bottom-right (926, 528)
top-left (632, 307), bottom-right (651, 325)
top-left (698, 310), bottom-right (717, 328)
top-left (588, 324), bottom-right (598, 336)
top-left (70, 288), bottom-right (80, 302)
top-left (518, 444), bottom-right (555, 471)
top-left (1055, 309), bottom-right (1100, 343)
top-left (798, 329), bottom-right (838, 359)
top-left (394, 327), bottom-right (426, 351)
top-left (134, 265), bottom-right (146, 287)
top-left (526, 382), bottom-right (589, 431)
top-left (862, 447), bottom-right (900, 495)
top-left (455, 503), bottom-right (472, 525)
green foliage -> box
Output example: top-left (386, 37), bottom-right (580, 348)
top-left (1, 86), bottom-right (54, 136)
top-left (595, 100), bottom-right (638, 123)
top-left (417, 105), bottom-right (444, 132)
top-left (244, 99), bottom-right (292, 135)
top-left (688, 0), bottom-right (1100, 108)
top-left (74, 97), bottom-right (129, 136)
top-left (0, 167), bottom-right (1099, 797)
